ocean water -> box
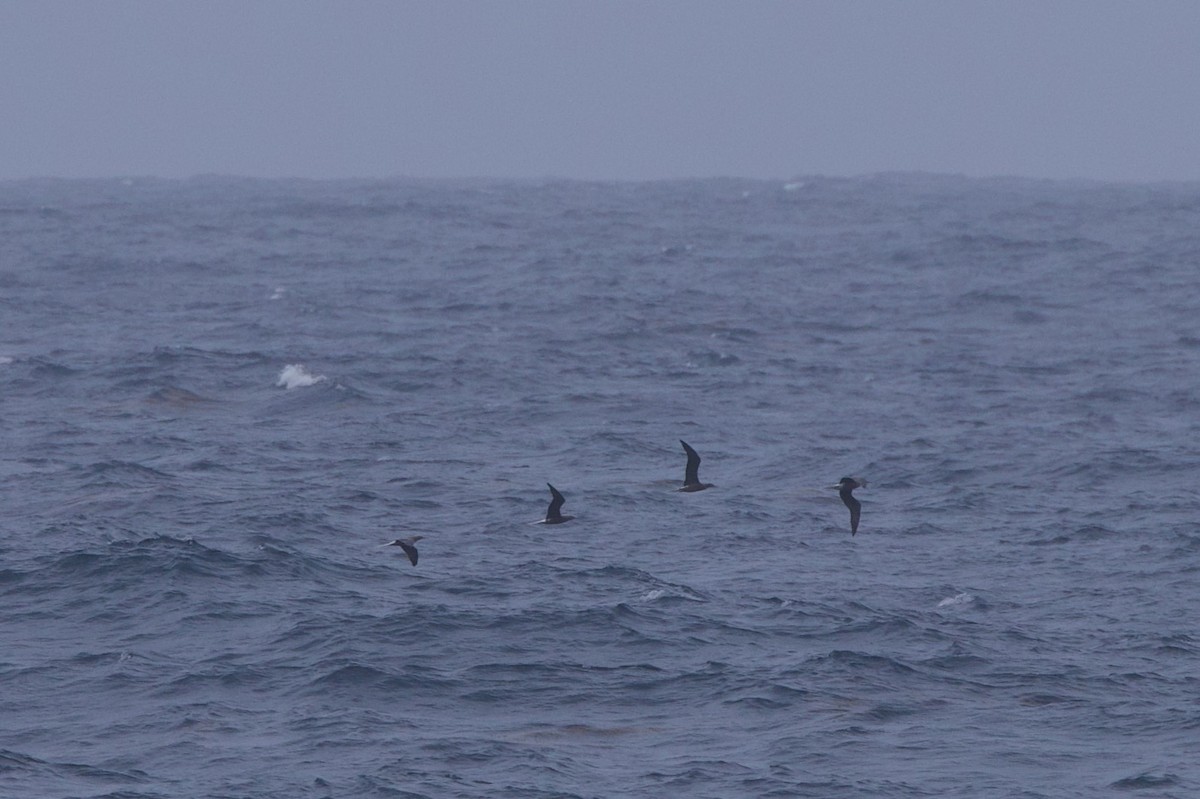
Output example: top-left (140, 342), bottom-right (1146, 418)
top-left (2, 174), bottom-right (1199, 798)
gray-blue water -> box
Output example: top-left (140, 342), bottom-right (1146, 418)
top-left (2, 175), bottom-right (1199, 798)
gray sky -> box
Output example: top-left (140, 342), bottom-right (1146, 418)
top-left (3, 1), bottom-right (1198, 182)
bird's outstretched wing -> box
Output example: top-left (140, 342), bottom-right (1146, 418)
top-left (546, 483), bottom-right (566, 520)
top-left (680, 440), bottom-right (701, 486)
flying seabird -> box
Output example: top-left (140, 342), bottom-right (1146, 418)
top-left (381, 535), bottom-right (423, 566)
top-left (678, 440), bottom-right (714, 492)
top-left (833, 477), bottom-right (867, 535)
top-left (538, 483), bottom-right (574, 524)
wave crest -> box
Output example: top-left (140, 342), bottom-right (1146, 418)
top-left (276, 364), bottom-right (326, 389)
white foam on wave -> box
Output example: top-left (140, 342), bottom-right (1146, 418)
top-left (277, 364), bottom-right (326, 389)
top-left (640, 585), bottom-right (706, 603)
top-left (269, 287), bottom-right (286, 300)
top-left (0, 356), bottom-right (13, 366)
top-left (937, 592), bottom-right (974, 608)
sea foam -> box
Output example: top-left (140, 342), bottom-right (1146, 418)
top-left (276, 364), bottom-right (326, 389)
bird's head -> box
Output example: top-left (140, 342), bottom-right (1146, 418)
top-left (831, 477), bottom-right (866, 490)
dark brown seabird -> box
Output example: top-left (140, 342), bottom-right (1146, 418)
top-left (678, 440), bottom-right (714, 492)
top-left (381, 535), bottom-right (423, 566)
top-left (833, 477), bottom-right (867, 535)
top-left (539, 483), bottom-right (574, 524)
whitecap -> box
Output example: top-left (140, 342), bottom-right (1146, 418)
top-left (937, 592), bottom-right (974, 608)
top-left (640, 585), bottom-right (706, 603)
top-left (0, 356), bottom-right (13, 366)
top-left (276, 364), bottom-right (326, 389)
top-left (269, 287), bottom-right (286, 300)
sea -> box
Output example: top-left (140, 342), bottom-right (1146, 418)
top-left (2, 174), bottom-right (1199, 799)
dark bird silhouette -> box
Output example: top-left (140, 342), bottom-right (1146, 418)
top-left (678, 440), bottom-right (714, 492)
top-left (834, 477), bottom-right (867, 535)
top-left (539, 483), bottom-right (574, 524)
top-left (381, 535), bottom-right (423, 566)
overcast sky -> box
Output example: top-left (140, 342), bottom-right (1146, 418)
top-left (2, 1), bottom-right (1198, 182)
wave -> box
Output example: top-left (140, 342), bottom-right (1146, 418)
top-left (145, 385), bottom-right (217, 406)
top-left (276, 363), bottom-right (326, 389)
top-left (936, 592), bottom-right (976, 609)
top-left (75, 459), bottom-right (175, 488)
top-left (4, 538), bottom-right (282, 600)
top-left (0, 747), bottom-right (151, 786)
top-left (1110, 772), bottom-right (1181, 790)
